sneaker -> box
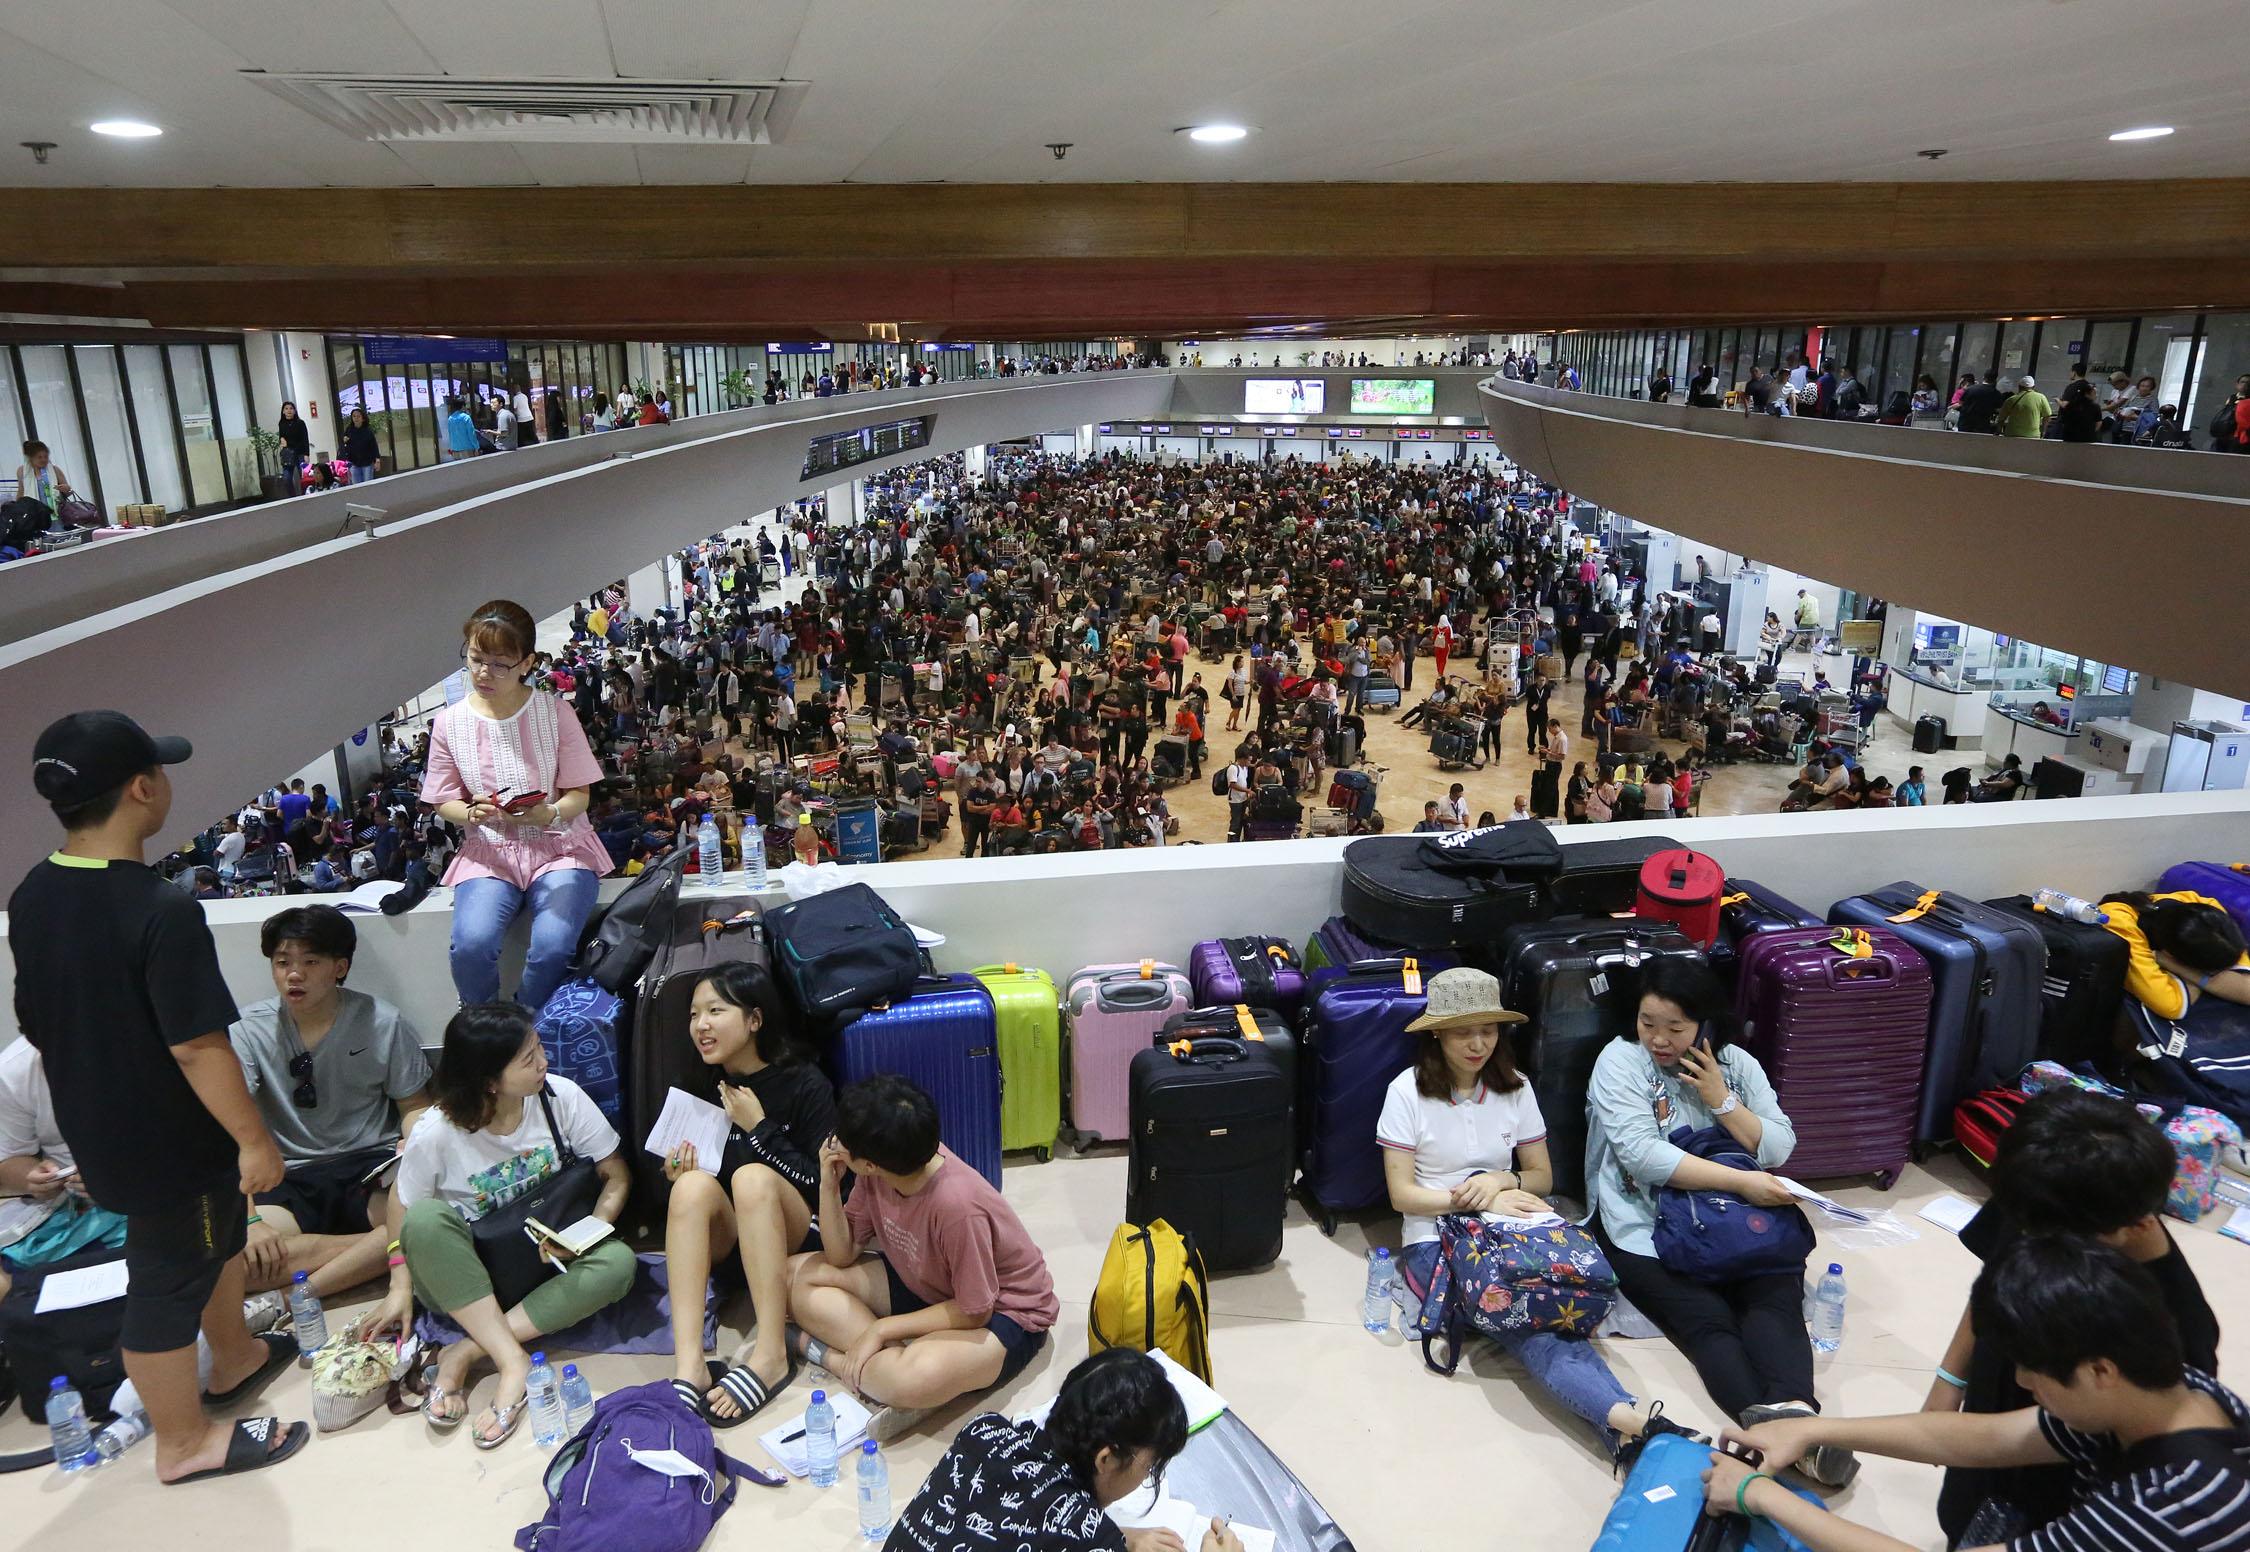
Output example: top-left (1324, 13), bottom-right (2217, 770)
top-left (242, 1290), bottom-right (289, 1336)
top-left (1614, 1401), bottom-right (1708, 1476)
top-left (1741, 1403), bottom-right (1860, 1489)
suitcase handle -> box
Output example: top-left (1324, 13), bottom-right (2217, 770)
top-left (1165, 1037), bottom-right (1250, 1067)
top-left (1824, 953), bottom-right (1898, 987)
top-left (1097, 979), bottom-right (1178, 1013)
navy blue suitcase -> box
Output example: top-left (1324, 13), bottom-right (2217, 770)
top-left (1827, 884), bottom-right (2046, 1148)
top-left (1298, 962), bottom-right (1434, 1233)
top-left (1302, 914), bottom-right (1459, 991)
top-left (1711, 878), bottom-right (1826, 976)
top-left (826, 974), bottom-right (1004, 1189)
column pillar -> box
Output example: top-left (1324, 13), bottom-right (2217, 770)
top-left (963, 443), bottom-right (987, 482)
top-left (1076, 423), bottom-right (1095, 456)
top-left (627, 560), bottom-right (671, 618)
top-left (823, 482), bottom-right (858, 528)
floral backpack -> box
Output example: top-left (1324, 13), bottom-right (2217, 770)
top-left (1410, 1213), bottom-right (1618, 1375)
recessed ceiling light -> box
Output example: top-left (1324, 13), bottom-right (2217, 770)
top-left (1180, 124), bottom-right (1250, 145)
top-left (2107, 126), bottom-right (2174, 142)
top-left (90, 119), bottom-right (162, 138)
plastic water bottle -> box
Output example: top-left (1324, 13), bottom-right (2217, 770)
top-left (47, 1378), bottom-right (97, 1472)
top-left (805, 1388), bottom-right (839, 1487)
top-left (856, 1439), bottom-right (891, 1540)
top-left (2032, 887), bottom-right (2108, 926)
top-left (1362, 1247), bottom-right (1396, 1335)
top-left (698, 813), bottom-right (724, 882)
top-left (559, 1363), bottom-right (595, 1437)
top-left (743, 817), bottom-right (768, 889)
top-left (526, 1353), bottom-right (566, 1449)
top-left (288, 1271), bottom-right (328, 1363)
top-left (1811, 1263), bottom-right (1847, 1353)
top-left (94, 1405), bottom-right (153, 1464)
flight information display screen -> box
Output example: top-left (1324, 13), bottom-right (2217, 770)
top-left (801, 415), bottom-right (934, 480)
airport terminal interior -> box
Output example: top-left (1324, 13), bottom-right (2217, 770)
top-left (3, 5), bottom-right (2250, 1551)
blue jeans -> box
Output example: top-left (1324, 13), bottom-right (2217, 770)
top-left (449, 868), bottom-right (601, 1010)
top-left (1401, 1239), bottom-right (1636, 1457)
top-left (349, 463), bottom-right (378, 484)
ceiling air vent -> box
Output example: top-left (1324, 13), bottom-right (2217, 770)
top-left (241, 72), bottom-right (803, 145)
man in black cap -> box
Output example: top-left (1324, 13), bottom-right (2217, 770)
top-left (9, 711), bottom-right (306, 1483)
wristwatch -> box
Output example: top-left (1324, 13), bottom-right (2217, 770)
top-left (1711, 1092), bottom-right (1740, 1117)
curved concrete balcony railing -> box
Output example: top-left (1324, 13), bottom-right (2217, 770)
top-left (1477, 376), bottom-right (2250, 698)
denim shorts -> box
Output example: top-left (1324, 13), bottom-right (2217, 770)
top-left (879, 1255), bottom-right (1047, 1387)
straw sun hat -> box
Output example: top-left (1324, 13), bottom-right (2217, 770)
top-left (1403, 967), bottom-right (1529, 1033)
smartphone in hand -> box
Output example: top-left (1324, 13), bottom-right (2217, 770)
top-left (500, 789), bottom-right (549, 815)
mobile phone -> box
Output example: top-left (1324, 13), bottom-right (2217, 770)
top-left (500, 790), bottom-right (549, 815)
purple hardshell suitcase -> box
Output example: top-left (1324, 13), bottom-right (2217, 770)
top-left (1735, 927), bottom-right (1933, 1187)
top-left (1189, 937), bottom-right (1309, 1019)
top-left (2158, 862), bottom-right (2250, 939)
top-left (1298, 960), bottom-right (1436, 1232)
top-left (1711, 878), bottom-right (1826, 975)
top-left (826, 975), bottom-right (1003, 1189)
top-left (1065, 961), bottom-right (1192, 1145)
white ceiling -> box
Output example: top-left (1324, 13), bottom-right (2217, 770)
top-left (0, 0), bottom-right (2244, 188)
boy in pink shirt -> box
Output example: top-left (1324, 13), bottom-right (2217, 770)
top-left (788, 1075), bottom-right (1057, 1439)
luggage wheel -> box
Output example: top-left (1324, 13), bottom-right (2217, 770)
top-left (1033, 1146), bottom-right (1051, 1164)
top-left (1873, 1168), bottom-right (1900, 1191)
top-left (1318, 1211), bottom-right (1337, 1237)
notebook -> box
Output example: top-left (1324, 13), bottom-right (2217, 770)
top-left (524, 1215), bottom-right (614, 1256)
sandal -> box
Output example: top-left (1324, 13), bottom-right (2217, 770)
top-left (166, 1416), bottom-right (309, 1484)
top-left (704, 1356), bottom-right (797, 1429)
top-left (203, 1331), bottom-right (298, 1408)
top-left (473, 1395), bottom-right (527, 1451)
top-left (670, 1377), bottom-right (714, 1420)
top-left (421, 1350), bottom-right (467, 1430)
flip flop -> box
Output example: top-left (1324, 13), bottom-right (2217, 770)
top-left (166, 1417), bottom-right (309, 1484)
top-left (704, 1356), bottom-right (797, 1429)
top-left (203, 1331), bottom-right (297, 1408)
top-left (472, 1396), bottom-right (526, 1451)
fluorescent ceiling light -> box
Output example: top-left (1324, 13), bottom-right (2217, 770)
top-left (1181, 124), bottom-right (1250, 144)
top-left (2107, 126), bottom-right (2174, 142)
top-left (90, 119), bottom-right (163, 138)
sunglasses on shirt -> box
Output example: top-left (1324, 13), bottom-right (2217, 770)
top-left (289, 1050), bottom-right (318, 1110)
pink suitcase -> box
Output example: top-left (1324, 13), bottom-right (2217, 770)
top-left (1735, 926), bottom-right (1933, 1188)
top-left (1064, 960), bottom-right (1191, 1145)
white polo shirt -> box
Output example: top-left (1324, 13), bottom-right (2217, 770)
top-left (1376, 1067), bottom-right (1546, 1247)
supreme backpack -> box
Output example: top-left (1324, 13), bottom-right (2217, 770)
top-left (1088, 1220), bottom-right (1212, 1383)
top-left (515, 1380), bottom-right (782, 1552)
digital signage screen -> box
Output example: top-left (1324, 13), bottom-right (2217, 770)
top-left (1350, 378), bottom-right (1436, 415)
top-left (801, 415), bottom-right (933, 480)
top-left (1243, 378), bottom-right (1325, 415)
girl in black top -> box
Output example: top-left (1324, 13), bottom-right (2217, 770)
top-left (660, 960), bottom-right (835, 1425)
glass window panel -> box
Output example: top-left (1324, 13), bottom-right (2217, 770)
top-left (328, 338), bottom-right (361, 422)
top-left (1919, 323), bottom-right (1959, 391)
top-left (1958, 321), bottom-right (1997, 379)
top-left (121, 346), bottom-right (187, 511)
top-left (1883, 326), bottom-right (1917, 399)
top-left (1996, 321), bottom-right (2036, 385)
top-left (18, 344), bottom-right (92, 505)
top-left (209, 343), bottom-right (256, 498)
top-left (0, 353), bottom-right (28, 500)
top-left (2083, 321), bottom-right (2133, 385)
top-left (2128, 313), bottom-right (2198, 409)
top-left (2185, 312), bottom-right (2250, 430)
top-left (169, 344), bottom-right (225, 506)
top-left (72, 345), bottom-right (139, 511)
top-left (2032, 318), bottom-right (2085, 392)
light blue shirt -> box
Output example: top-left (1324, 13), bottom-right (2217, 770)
top-left (445, 409), bottom-right (479, 453)
top-left (1584, 1038), bottom-right (1795, 1257)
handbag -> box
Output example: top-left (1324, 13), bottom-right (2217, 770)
top-left (1411, 1212), bottom-right (1618, 1374)
top-left (469, 1085), bottom-right (605, 1310)
top-left (1651, 1124), bottom-right (1815, 1284)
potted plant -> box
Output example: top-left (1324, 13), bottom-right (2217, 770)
top-left (247, 424), bottom-right (292, 500)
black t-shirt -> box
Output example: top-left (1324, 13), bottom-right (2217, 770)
top-left (716, 1060), bottom-right (836, 1213)
top-left (8, 855), bottom-right (241, 1213)
top-left (885, 1414), bottom-right (1125, 1552)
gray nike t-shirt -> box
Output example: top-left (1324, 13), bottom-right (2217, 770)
top-left (231, 988), bottom-right (429, 1166)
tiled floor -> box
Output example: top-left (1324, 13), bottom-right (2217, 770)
top-left (6, 1144), bottom-right (2243, 1551)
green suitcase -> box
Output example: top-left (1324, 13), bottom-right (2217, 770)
top-left (970, 963), bottom-right (1062, 1160)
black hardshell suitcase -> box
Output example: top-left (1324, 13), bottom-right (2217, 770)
top-left (1983, 895), bottom-right (2130, 1071)
top-left (1494, 919), bottom-right (1704, 1201)
top-left (628, 896), bottom-right (766, 1221)
top-left (1340, 831), bottom-right (1553, 950)
top-left (1160, 1005), bottom-right (1296, 1128)
top-left (1548, 834), bottom-right (1684, 917)
top-left (1127, 1036), bottom-right (1292, 1272)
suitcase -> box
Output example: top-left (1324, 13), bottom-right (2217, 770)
top-left (1065, 961), bottom-right (1194, 1145)
top-left (1548, 834), bottom-right (1683, 917)
top-left (2157, 862), bottom-right (2250, 938)
top-left (969, 963), bottom-right (1064, 1159)
top-left (627, 898), bottom-right (767, 1214)
top-left (1827, 884), bottom-right (2047, 1147)
top-left (1429, 728), bottom-right (1477, 767)
top-left (1127, 1035), bottom-right (1292, 1272)
top-left (1711, 878), bottom-right (1825, 976)
top-left (1592, 1433), bottom-right (1822, 1552)
top-left (1300, 915), bottom-right (1459, 986)
top-left (1362, 670), bottom-right (1401, 710)
top-left (1494, 920), bottom-right (1704, 1200)
top-left (1160, 1004), bottom-right (1298, 1157)
top-left (1913, 714), bottom-right (1947, 754)
top-left (1328, 725), bottom-right (1358, 768)
top-left (826, 975), bottom-right (1004, 1189)
top-left (1189, 937), bottom-right (1309, 1019)
top-left (1734, 927), bottom-right (1934, 1187)
top-left (1982, 896), bottom-right (2131, 1070)
top-left (1633, 848), bottom-right (1726, 949)
top-left (1341, 833), bottom-right (1551, 950)
top-left (1609, 724), bottom-right (1655, 755)
top-left (1299, 961), bottom-right (1435, 1232)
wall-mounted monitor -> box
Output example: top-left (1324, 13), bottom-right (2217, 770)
top-left (1244, 378), bottom-right (1325, 414)
top-left (1351, 378), bottom-right (1436, 415)
top-left (800, 415), bottom-right (933, 480)
top-left (2102, 664), bottom-right (2131, 694)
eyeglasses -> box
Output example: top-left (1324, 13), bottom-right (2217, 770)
top-left (461, 647), bottom-right (530, 675)
top-left (288, 1050), bottom-right (318, 1110)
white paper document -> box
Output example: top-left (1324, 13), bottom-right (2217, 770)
top-left (2219, 1203), bottom-right (2250, 1248)
top-left (1017, 1348), bottom-right (1228, 1434)
top-left (1108, 1489), bottom-right (1277, 1552)
top-left (1917, 1194), bottom-right (1981, 1236)
top-left (35, 1258), bottom-right (129, 1314)
top-left (758, 1389), bottom-right (872, 1477)
top-left (1775, 1177), bottom-right (1877, 1225)
top-left (642, 1087), bottom-right (730, 1173)
top-left (331, 880), bottom-right (408, 913)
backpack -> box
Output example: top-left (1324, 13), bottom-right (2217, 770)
top-left (0, 1244), bottom-right (129, 1426)
top-left (1409, 1213), bottom-right (1618, 1374)
top-left (1210, 767), bottom-right (1229, 798)
top-left (1650, 1124), bottom-right (1815, 1283)
top-left (1088, 1220), bottom-right (1212, 1383)
top-left (534, 978), bottom-right (629, 1127)
top-left (1952, 1087), bottom-right (2031, 1169)
top-left (514, 1380), bottom-right (782, 1552)
top-left (574, 843), bottom-right (691, 994)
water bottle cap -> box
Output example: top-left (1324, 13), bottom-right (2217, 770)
top-left (293, 1270), bottom-right (309, 1284)
top-left (1828, 1262), bottom-right (1843, 1274)
top-left (562, 1364), bottom-right (579, 1377)
top-left (531, 1352), bottom-right (548, 1365)
top-left (863, 1440), bottom-right (878, 1455)
top-left (1374, 1247), bottom-right (1390, 1260)
top-left (811, 1388), bottom-right (826, 1403)
top-left (49, 1376), bottom-right (67, 1391)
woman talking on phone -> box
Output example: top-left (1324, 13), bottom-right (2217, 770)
top-left (420, 600), bottom-right (614, 1010)
top-left (1583, 960), bottom-right (1856, 1487)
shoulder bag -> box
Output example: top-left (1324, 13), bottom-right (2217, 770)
top-left (469, 1085), bottom-right (605, 1309)
top-left (1410, 1212), bottom-right (1618, 1373)
top-left (1650, 1122), bottom-right (1814, 1284)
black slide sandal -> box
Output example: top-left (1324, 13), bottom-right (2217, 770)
top-left (705, 1357), bottom-right (796, 1429)
top-left (167, 1417), bottom-right (309, 1484)
top-left (203, 1331), bottom-right (297, 1408)
top-left (670, 1378), bottom-right (713, 1420)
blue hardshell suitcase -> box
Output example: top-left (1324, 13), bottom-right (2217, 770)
top-left (1302, 914), bottom-right (1459, 989)
top-left (1297, 961), bottom-right (1435, 1233)
top-left (1590, 1432), bottom-right (1822, 1551)
top-left (1710, 878), bottom-right (1826, 975)
top-left (1826, 884), bottom-right (2047, 1147)
top-left (826, 975), bottom-right (1004, 1189)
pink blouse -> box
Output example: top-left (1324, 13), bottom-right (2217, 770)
top-left (419, 692), bottom-right (614, 890)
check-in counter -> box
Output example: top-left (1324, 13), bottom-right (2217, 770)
top-left (1988, 703), bottom-right (2078, 773)
top-left (1883, 666), bottom-right (1987, 749)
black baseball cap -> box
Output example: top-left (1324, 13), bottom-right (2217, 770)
top-left (32, 711), bottom-right (191, 807)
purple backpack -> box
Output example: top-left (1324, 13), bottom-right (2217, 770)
top-left (515, 1380), bottom-right (783, 1552)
